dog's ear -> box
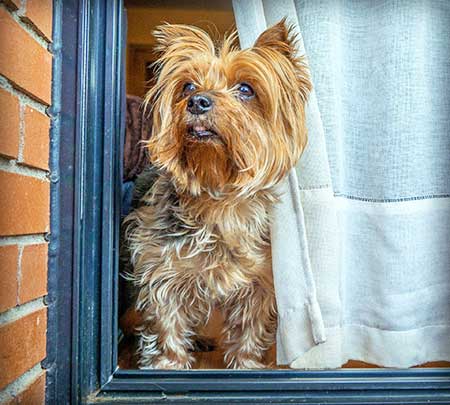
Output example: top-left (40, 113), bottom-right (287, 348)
top-left (152, 23), bottom-right (215, 57)
top-left (254, 18), bottom-right (311, 103)
top-left (254, 18), bottom-right (297, 60)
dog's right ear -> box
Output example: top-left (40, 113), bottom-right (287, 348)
top-left (152, 23), bottom-right (215, 57)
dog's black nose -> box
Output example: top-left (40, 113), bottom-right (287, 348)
top-left (187, 94), bottom-right (212, 115)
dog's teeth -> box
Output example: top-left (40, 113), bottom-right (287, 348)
top-left (194, 125), bottom-right (206, 132)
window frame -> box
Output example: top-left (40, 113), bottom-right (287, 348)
top-left (47, 0), bottom-right (450, 403)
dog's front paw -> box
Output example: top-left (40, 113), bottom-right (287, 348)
top-left (139, 355), bottom-right (193, 370)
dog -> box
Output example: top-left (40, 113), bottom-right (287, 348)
top-left (124, 19), bottom-right (311, 369)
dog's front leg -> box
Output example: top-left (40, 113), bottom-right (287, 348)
top-left (137, 297), bottom-right (196, 369)
top-left (222, 282), bottom-right (277, 369)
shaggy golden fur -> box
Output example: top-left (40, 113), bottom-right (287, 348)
top-left (124, 19), bottom-right (311, 369)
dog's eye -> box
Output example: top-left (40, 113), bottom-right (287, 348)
top-left (183, 82), bottom-right (196, 96)
top-left (238, 83), bottom-right (255, 99)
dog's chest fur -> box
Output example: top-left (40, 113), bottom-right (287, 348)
top-left (127, 172), bottom-right (276, 304)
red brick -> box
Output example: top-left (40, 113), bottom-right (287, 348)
top-left (22, 0), bottom-right (52, 41)
top-left (19, 244), bottom-right (48, 304)
top-left (22, 107), bottom-right (49, 170)
top-left (14, 372), bottom-right (46, 405)
top-left (0, 308), bottom-right (47, 390)
top-left (0, 245), bottom-right (19, 312)
top-left (0, 88), bottom-right (20, 159)
top-left (0, 8), bottom-right (52, 104)
top-left (0, 171), bottom-right (49, 236)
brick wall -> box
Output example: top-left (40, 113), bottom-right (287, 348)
top-left (0, 1), bottom-right (52, 404)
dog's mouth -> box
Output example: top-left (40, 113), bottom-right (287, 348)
top-left (187, 124), bottom-right (218, 140)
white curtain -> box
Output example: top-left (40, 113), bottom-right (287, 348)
top-left (233, 0), bottom-right (450, 368)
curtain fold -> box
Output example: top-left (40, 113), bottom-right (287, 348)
top-left (233, 0), bottom-right (450, 368)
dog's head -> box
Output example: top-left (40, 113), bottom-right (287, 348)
top-left (145, 19), bottom-right (311, 196)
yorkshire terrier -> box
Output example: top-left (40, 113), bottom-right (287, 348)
top-left (124, 19), bottom-right (311, 369)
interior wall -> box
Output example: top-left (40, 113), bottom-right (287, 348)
top-left (125, 0), bottom-right (236, 97)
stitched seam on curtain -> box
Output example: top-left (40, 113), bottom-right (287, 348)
top-left (333, 193), bottom-right (450, 203)
top-left (342, 323), bottom-right (450, 333)
top-left (298, 185), bottom-right (332, 190)
top-left (296, 188), bottom-right (450, 202)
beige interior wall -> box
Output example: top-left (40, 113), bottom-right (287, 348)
top-left (125, 0), bottom-right (236, 97)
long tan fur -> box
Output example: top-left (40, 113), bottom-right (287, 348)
top-left (124, 19), bottom-right (311, 369)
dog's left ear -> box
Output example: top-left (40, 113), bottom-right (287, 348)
top-left (254, 18), bottom-right (311, 103)
top-left (254, 18), bottom-right (296, 60)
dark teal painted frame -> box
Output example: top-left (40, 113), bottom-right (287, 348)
top-left (47, 0), bottom-right (450, 403)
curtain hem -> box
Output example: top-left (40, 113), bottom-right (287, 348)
top-left (288, 324), bottom-right (450, 369)
top-left (276, 304), bottom-right (327, 365)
